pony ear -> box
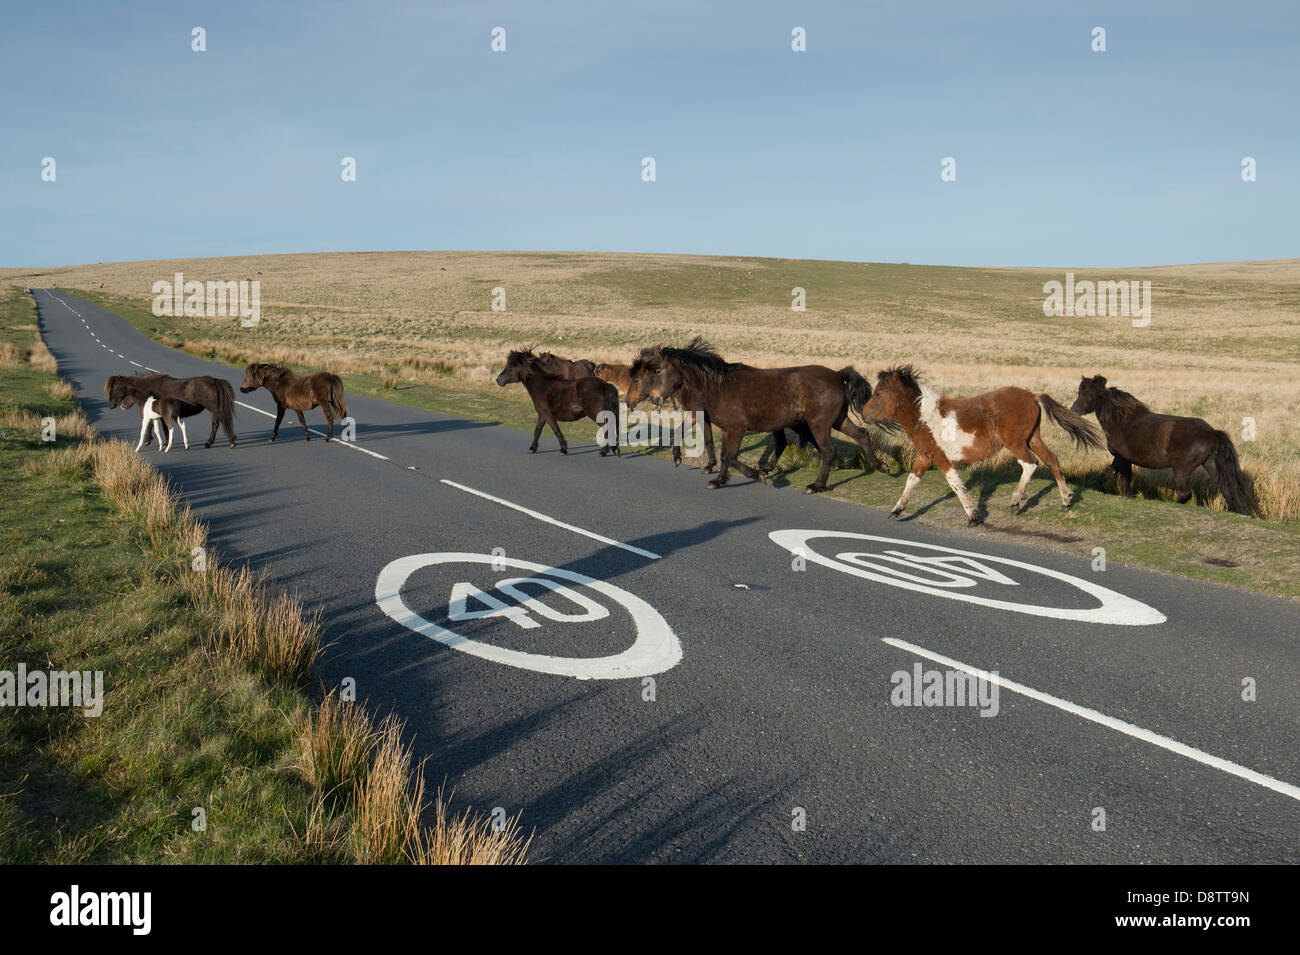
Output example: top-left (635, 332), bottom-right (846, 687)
top-left (1095, 375), bottom-right (1107, 386)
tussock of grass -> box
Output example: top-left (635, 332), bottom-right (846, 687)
top-left (28, 337), bottom-right (57, 373)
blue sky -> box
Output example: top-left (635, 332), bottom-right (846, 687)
top-left (2, 0), bottom-right (1297, 268)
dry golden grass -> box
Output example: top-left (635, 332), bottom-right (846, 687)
top-left (298, 698), bottom-right (532, 865)
top-left (27, 337), bottom-right (57, 374)
top-left (178, 564), bottom-right (321, 686)
top-left (0, 341), bottom-right (23, 368)
top-left (44, 378), bottom-right (76, 401)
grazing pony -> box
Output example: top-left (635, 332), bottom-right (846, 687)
top-left (536, 352), bottom-right (597, 380)
top-left (626, 338), bottom-right (885, 492)
top-left (496, 348), bottom-right (620, 456)
top-left (105, 373), bottom-right (236, 448)
top-left (240, 363), bottom-right (349, 442)
top-left (1072, 375), bottom-right (1258, 516)
top-left (861, 366), bottom-right (1103, 525)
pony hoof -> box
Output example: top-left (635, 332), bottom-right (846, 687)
top-left (205, 442), bottom-right (214, 449)
top-left (967, 516), bottom-right (984, 527)
top-left (560, 448), bottom-right (569, 455)
top-left (804, 484), bottom-right (826, 494)
top-left (888, 509), bottom-right (901, 519)
top-left (528, 447), bottom-right (537, 453)
top-left (707, 480), bottom-right (723, 489)
top-left (704, 465), bottom-right (717, 474)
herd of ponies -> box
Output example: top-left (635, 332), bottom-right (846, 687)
top-left (104, 339), bottom-right (1259, 526)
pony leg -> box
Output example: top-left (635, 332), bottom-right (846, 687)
top-left (179, 418), bottom-right (189, 450)
top-left (205, 412), bottom-right (220, 448)
top-left (162, 416), bottom-right (174, 452)
top-left (1009, 458), bottom-right (1038, 510)
top-left (805, 426), bottom-right (836, 493)
top-left (940, 468), bottom-right (980, 524)
top-left (835, 417), bottom-right (886, 472)
top-left (296, 410), bottom-right (310, 440)
top-left (530, 414), bottom-right (544, 453)
top-left (136, 414), bottom-right (150, 452)
top-left (700, 413), bottom-right (716, 472)
top-left (1172, 467), bottom-right (1194, 504)
top-left (1029, 433), bottom-right (1073, 508)
top-left (708, 429), bottom-right (744, 489)
top-left (323, 409), bottom-right (335, 442)
top-left (545, 415), bottom-right (567, 454)
top-left (891, 454), bottom-right (931, 516)
top-left (759, 430), bottom-right (788, 474)
top-left (270, 404), bottom-right (286, 442)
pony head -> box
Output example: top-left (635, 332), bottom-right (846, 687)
top-left (862, 365), bottom-right (923, 426)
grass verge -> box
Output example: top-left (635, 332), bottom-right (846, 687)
top-left (0, 286), bottom-right (529, 863)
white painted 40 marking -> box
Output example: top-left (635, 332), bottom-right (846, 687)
top-left (375, 552), bottom-right (682, 679)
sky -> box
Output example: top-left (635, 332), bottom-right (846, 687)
top-left (2, 0), bottom-right (1297, 268)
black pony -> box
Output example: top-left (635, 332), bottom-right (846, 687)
top-left (1072, 375), bottom-right (1257, 516)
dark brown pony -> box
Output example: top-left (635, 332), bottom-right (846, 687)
top-left (240, 363), bottom-right (349, 442)
top-left (536, 352), bottom-right (597, 379)
top-left (626, 338), bottom-right (884, 492)
top-left (105, 373), bottom-right (237, 448)
top-left (862, 366), bottom-right (1103, 525)
top-left (496, 348), bottom-right (620, 456)
top-left (1072, 375), bottom-right (1258, 516)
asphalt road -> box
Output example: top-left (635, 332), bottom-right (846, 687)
top-left (32, 288), bottom-right (1300, 863)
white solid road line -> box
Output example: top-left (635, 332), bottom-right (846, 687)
top-left (440, 478), bottom-right (662, 560)
top-left (882, 637), bottom-right (1300, 804)
top-left (233, 400), bottom-right (390, 460)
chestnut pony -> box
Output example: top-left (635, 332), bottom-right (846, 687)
top-left (1072, 375), bottom-right (1257, 515)
top-left (862, 366), bottom-right (1103, 525)
top-left (536, 352), bottom-right (597, 379)
top-left (594, 362), bottom-right (632, 398)
top-left (240, 363), bottom-right (349, 442)
top-left (496, 348), bottom-right (620, 456)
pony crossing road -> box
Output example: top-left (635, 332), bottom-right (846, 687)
top-left (862, 366), bottom-right (1103, 525)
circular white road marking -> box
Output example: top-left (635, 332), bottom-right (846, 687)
top-left (769, 530), bottom-right (1166, 626)
top-left (375, 552), bottom-right (682, 679)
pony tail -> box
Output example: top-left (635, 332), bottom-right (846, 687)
top-left (1210, 431), bottom-right (1259, 516)
top-left (1037, 394), bottom-right (1105, 451)
top-left (331, 376), bottom-right (349, 419)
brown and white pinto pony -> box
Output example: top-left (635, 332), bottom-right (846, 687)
top-left (861, 366), bottom-right (1103, 525)
top-left (240, 363), bottom-right (349, 442)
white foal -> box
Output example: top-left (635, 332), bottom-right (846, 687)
top-left (134, 396), bottom-right (187, 452)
